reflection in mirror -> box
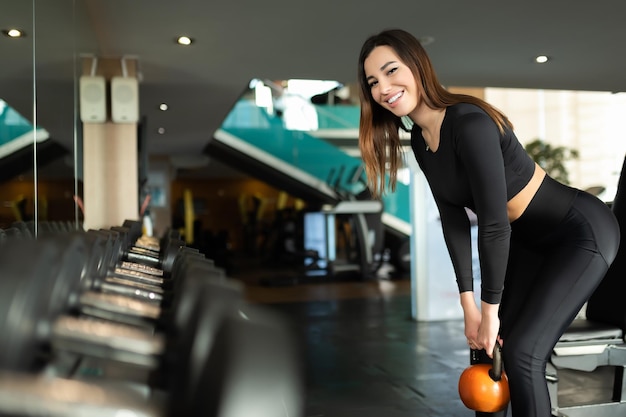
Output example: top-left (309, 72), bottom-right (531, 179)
top-left (0, 99), bottom-right (48, 223)
top-left (32, 0), bottom-right (85, 232)
top-left (0, 1), bottom-right (83, 234)
top-left (0, 0), bottom-right (35, 233)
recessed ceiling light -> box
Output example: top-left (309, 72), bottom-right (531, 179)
top-left (159, 103), bottom-right (168, 111)
top-left (176, 36), bottom-right (193, 46)
top-left (2, 29), bottom-right (26, 38)
top-left (157, 127), bottom-right (166, 134)
top-left (535, 55), bottom-right (549, 64)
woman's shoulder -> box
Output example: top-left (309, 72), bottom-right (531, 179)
top-left (445, 103), bottom-right (501, 148)
top-left (445, 103), bottom-right (493, 133)
top-left (447, 102), bottom-right (487, 118)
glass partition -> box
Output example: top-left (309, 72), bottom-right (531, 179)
top-left (33, 0), bottom-right (83, 230)
top-left (0, 1), bottom-right (35, 231)
top-left (1, 1), bottom-right (81, 233)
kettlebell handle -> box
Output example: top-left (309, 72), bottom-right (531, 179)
top-left (488, 341), bottom-right (503, 382)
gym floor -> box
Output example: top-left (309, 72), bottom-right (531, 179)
top-left (231, 255), bottom-right (615, 417)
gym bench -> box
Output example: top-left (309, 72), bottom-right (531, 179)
top-left (548, 319), bottom-right (626, 416)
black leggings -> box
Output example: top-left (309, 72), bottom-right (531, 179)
top-left (474, 176), bottom-right (620, 417)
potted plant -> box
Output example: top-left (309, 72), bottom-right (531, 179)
top-left (524, 139), bottom-right (579, 185)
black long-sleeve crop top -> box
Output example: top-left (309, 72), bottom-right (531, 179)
top-left (410, 103), bottom-right (536, 304)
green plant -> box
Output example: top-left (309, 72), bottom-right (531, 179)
top-left (524, 139), bottom-right (579, 185)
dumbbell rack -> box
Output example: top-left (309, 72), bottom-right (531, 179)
top-left (0, 219), bottom-right (304, 417)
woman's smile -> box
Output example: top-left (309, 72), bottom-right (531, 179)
top-left (386, 91), bottom-right (404, 105)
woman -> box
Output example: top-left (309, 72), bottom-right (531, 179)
top-left (357, 28), bottom-right (620, 417)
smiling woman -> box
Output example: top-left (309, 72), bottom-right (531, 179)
top-left (356, 28), bottom-right (620, 417)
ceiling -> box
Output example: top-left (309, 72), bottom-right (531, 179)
top-left (2, 0), bottom-right (626, 179)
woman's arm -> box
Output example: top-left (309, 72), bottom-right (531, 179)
top-left (454, 111), bottom-right (510, 355)
top-left (435, 200), bottom-right (474, 293)
top-left (460, 291), bottom-right (481, 343)
top-left (455, 112), bottom-right (511, 305)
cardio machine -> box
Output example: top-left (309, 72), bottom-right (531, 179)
top-left (302, 164), bottom-right (384, 281)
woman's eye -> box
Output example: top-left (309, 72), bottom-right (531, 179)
top-left (388, 67), bottom-right (398, 75)
top-left (368, 81), bottom-right (378, 88)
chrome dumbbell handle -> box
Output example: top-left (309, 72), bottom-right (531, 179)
top-left (0, 370), bottom-right (162, 417)
top-left (51, 315), bottom-right (164, 368)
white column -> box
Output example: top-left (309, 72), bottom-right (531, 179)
top-left (81, 57), bottom-right (139, 230)
top-left (408, 158), bottom-right (464, 321)
top-left (83, 122), bottom-right (138, 229)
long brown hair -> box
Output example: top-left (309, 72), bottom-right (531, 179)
top-left (357, 29), bottom-right (512, 198)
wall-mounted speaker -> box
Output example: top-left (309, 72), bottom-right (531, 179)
top-left (79, 75), bottom-right (106, 123)
top-left (111, 76), bottom-right (139, 123)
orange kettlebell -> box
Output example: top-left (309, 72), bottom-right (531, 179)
top-left (458, 341), bottom-right (510, 412)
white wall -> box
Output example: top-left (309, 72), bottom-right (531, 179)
top-left (485, 88), bottom-right (626, 201)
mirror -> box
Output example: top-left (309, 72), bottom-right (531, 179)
top-left (32, 1), bottom-right (85, 231)
top-left (0, 0), bottom-right (82, 233)
top-left (0, 0), bottom-right (35, 231)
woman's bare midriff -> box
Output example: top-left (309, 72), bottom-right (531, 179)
top-left (507, 163), bottom-right (547, 222)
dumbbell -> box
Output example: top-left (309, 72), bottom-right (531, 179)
top-left (36, 220), bottom-right (74, 235)
top-left (0, 228), bottom-right (198, 339)
top-left (0, 232), bottom-right (303, 417)
top-left (104, 244), bottom-right (212, 323)
top-left (100, 229), bottom-right (194, 305)
top-left (52, 263), bottom-right (240, 382)
top-left (76, 228), bottom-right (201, 310)
top-left (10, 221), bottom-right (34, 238)
top-left (53, 252), bottom-right (232, 362)
top-left (78, 229), bottom-right (173, 307)
top-left (2, 225), bottom-right (26, 240)
top-left (0, 233), bottom-right (240, 376)
top-left (110, 224), bottom-right (184, 273)
top-left (65, 230), bottom-right (235, 339)
top-left (0, 229), bottom-right (305, 416)
top-left (0, 300), bottom-right (305, 417)
top-left (0, 238), bottom-right (68, 372)
top-left (2, 231), bottom-right (298, 415)
top-left (29, 229), bottom-right (170, 325)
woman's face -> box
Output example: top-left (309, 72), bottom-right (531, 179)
top-left (363, 45), bottom-right (420, 118)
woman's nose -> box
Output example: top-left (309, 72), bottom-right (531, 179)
top-left (378, 79), bottom-right (392, 94)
